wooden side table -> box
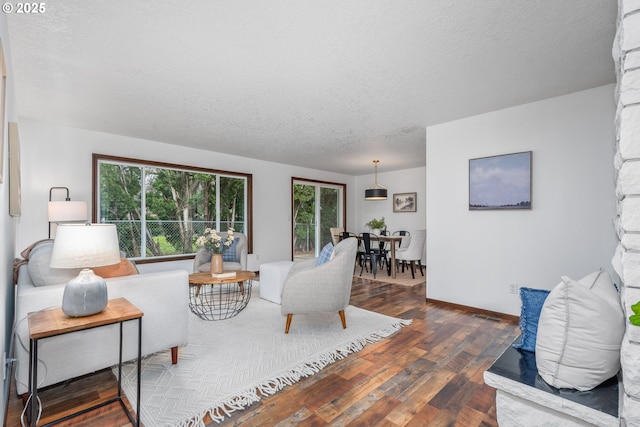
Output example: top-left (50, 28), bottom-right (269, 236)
top-left (27, 298), bottom-right (143, 426)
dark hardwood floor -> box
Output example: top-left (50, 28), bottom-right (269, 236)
top-left (5, 276), bottom-right (519, 427)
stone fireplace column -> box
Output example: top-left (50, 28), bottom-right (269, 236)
top-left (614, 1), bottom-right (640, 424)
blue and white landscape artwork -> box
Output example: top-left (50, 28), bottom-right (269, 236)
top-left (469, 151), bottom-right (531, 210)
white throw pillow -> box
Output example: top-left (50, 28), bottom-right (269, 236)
top-left (535, 270), bottom-right (624, 391)
top-left (27, 241), bottom-right (82, 286)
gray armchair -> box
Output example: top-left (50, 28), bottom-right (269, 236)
top-left (281, 237), bottom-right (358, 333)
top-left (193, 232), bottom-right (248, 272)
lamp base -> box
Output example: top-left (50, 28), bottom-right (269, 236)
top-left (62, 269), bottom-right (108, 317)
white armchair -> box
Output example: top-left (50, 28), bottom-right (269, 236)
top-left (193, 232), bottom-right (248, 272)
top-left (281, 237), bottom-right (358, 333)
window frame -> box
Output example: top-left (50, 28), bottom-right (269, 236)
top-left (92, 153), bottom-right (253, 264)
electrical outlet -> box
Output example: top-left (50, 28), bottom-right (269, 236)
top-left (509, 284), bottom-right (519, 294)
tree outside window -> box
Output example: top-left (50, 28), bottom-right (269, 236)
top-left (94, 154), bottom-right (251, 260)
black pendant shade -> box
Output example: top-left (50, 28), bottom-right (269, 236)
top-left (365, 187), bottom-right (388, 200)
top-left (365, 160), bottom-right (387, 200)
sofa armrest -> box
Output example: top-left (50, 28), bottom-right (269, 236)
top-left (13, 269), bottom-right (189, 395)
top-left (105, 270), bottom-right (190, 356)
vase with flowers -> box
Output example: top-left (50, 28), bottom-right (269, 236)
top-left (195, 227), bottom-right (235, 274)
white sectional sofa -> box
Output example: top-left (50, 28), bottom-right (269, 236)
top-left (13, 240), bottom-right (190, 396)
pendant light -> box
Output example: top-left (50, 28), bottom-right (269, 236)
top-left (365, 160), bottom-right (387, 200)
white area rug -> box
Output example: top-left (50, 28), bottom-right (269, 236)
top-left (116, 285), bottom-right (411, 426)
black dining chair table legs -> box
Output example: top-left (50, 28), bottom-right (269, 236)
top-left (359, 232), bottom-right (388, 279)
top-left (360, 252), bottom-right (379, 278)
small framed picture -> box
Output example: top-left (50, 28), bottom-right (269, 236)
top-left (393, 192), bottom-right (416, 212)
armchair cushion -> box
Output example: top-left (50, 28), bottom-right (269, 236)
top-left (222, 237), bottom-right (240, 262)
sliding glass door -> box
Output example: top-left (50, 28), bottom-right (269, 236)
top-left (292, 178), bottom-right (346, 260)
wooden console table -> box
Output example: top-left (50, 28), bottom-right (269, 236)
top-left (27, 298), bottom-right (143, 426)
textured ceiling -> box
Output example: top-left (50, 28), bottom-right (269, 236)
top-left (7, 1), bottom-right (617, 175)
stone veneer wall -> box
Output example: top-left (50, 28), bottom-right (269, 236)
top-left (614, 1), bottom-right (640, 425)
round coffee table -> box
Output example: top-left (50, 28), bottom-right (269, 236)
top-left (188, 271), bottom-right (255, 320)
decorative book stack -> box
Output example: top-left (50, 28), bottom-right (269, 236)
top-left (211, 271), bottom-right (237, 279)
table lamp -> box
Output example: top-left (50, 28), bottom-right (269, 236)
top-left (50, 223), bottom-right (121, 317)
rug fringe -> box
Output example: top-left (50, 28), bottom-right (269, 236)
top-left (177, 318), bottom-right (412, 426)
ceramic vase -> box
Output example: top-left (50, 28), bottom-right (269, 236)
top-left (62, 269), bottom-right (108, 317)
top-left (210, 253), bottom-right (224, 274)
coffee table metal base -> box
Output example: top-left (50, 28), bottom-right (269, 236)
top-left (189, 280), bottom-right (252, 320)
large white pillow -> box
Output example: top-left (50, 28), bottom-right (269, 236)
top-left (27, 241), bottom-right (82, 286)
top-left (535, 270), bottom-right (624, 391)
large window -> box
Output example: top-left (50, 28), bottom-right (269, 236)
top-left (93, 154), bottom-right (252, 261)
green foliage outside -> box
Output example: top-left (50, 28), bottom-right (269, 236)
top-left (151, 235), bottom-right (178, 256)
top-left (293, 184), bottom-right (315, 252)
top-left (319, 187), bottom-right (339, 247)
top-left (99, 162), bottom-right (246, 258)
top-left (292, 184), bottom-right (339, 254)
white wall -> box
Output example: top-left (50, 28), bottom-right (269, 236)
top-left (0, 12), bottom-right (18, 423)
top-left (426, 85), bottom-right (617, 316)
top-left (15, 119), bottom-right (356, 273)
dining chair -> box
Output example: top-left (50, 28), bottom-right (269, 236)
top-left (330, 227), bottom-right (344, 245)
top-left (341, 231), bottom-right (359, 240)
top-left (342, 231), bottom-right (361, 272)
top-left (378, 229), bottom-right (390, 268)
top-left (394, 229), bottom-right (426, 279)
top-left (359, 233), bottom-right (385, 279)
top-left (391, 230), bottom-right (411, 271)
top-left (392, 230), bottom-right (411, 248)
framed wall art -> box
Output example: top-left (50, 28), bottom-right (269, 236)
top-left (0, 39), bottom-right (6, 184)
top-left (469, 151), bottom-right (531, 211)
top-left (393, 192), bottom-right (416, 212)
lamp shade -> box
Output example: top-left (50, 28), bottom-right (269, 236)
top-left (48, 201), bottom-right (88, 222)
top-left (50, 224), bottom-right (121, 269)
top-left (365, 188), bottom-right (388, 200)
top-left (364, 159), bottom-right (387, 200)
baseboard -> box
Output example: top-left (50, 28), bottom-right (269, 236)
top-left (426, 298), bottom-right (519, 324)
top-left (2, 320), bottom-right (15, 427)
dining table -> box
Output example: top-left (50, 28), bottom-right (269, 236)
top-left (337, 233), bottom-right (404, 279)
top-left (375, 235), bottom-right (404, 279)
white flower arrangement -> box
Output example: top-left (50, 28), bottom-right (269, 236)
top-left (195, 227), bottom-right (235, 254)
